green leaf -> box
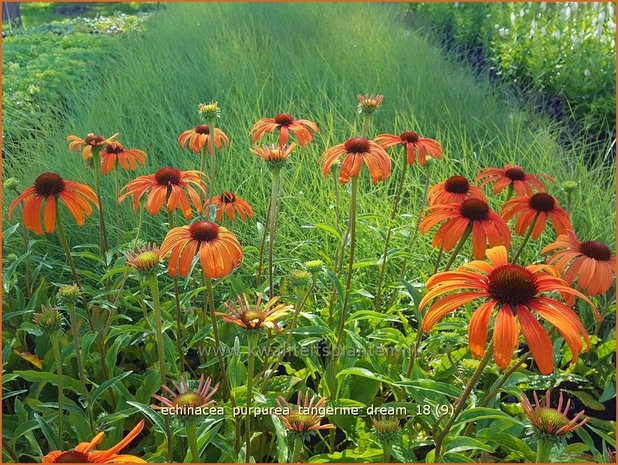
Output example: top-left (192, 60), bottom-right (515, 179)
top-left (15, 370), bottom-right (82, 394)
top-left (445, 436), bottom-right (495, 453)
top-left (126, 401), bottom-right (166, 434)
top-left (336, 367), bottom-right (392, 384)
top-left (453, 407), bottom-right (524, 427)
top-left (33, 413), bottom-right (58, 450)
top-left (91, 371), bottom-right (133, 403)
top-left (271, 416), bottom-right (289, 463)
top-left (566, 390), bottom-right (605, 411)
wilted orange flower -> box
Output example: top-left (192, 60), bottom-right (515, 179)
top-left (117, 167), bottom-right (206, 219)
top-left (160, 220), bottom-right (243, 278)
top-left (178, 124), bottom-right (230, 153)
top-left (217, 293), bottom-right (291, 332)
top-left (152, 374), bottom-right (219, 414)
top-left (100, 142), bottom-right (147, 175)
top-left (420, 198), bottom-right (511, 259)
top-left (252, 143), bottom-right (296, 166)
top-left (357, 94), bottom-right (383, 114)
top-left (542, 230), bottom-right (615, 296)
top-left (42, 420), bottom-right (145, 463)
top-left (428, 175), bottom-right (486, 206)
top-left (501, 193), bottom-right (572, 239)
top-left (8, 172), bottom-right (98, 235)
top-left (126, 243), bottom-right (161, 274)
top-left (250, 113), bottom-right (319, 147)
top-left (521, 390), bottom-right (588, 437)
top-left (419, 246), bottom-right (596, 374)
top-left (276, 392), bottom-right (335, 434)
top-left (320, 137), bottom-right (391, 184)
top-left (477, 165), bottom-right (554, 196)
top-left (67, 133), bottom-right (119, 160)
top-left (374, 131), bottom-right (443, 166)
top-left (208, 192), bottom-right (254, 222)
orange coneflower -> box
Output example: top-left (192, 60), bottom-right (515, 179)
top-left (428, 175), bottom-right (486, 206)
top-left (217, 293), bottom-right (291, 332)
top-left (276, 392), bottom-right (335, 434)
top-left (250, 113), bottom-right (318, 147)
top-left (100, 142), bottom-right (147, 175)
top-left (542, 230), bottom-right (615, 296)
top-left (419, 198), bottom-right (511, 259)
top-left (67, 133), bottom-right (119, 160)
top-left (160, 220), bottom-right (243, 278)
top-left (178, 124), bottom-right (230, 153)
top-left (477, 165), bottom-right (555, 196)
top-left (117, 167), bottom-right (206, 219)
top-left (521, 390), bottom-right (588, 437)
top-left (501, 193), bottom-right (572, 239)
top-left (208, 192), bottom-right (254, 222)
top-left (152, 374), bottom-right (219, 415)
top-left (419, 245), bottom-right (596, 375)
top-left (320, 137), bottom-right (392, 184)
top-left (375, 131), bottom-right (443, 166)
top-left (357, 94), bottom-right (384, 114)
top-left (8, 172), bottom-right (98, 235)
top-left (252, 143), bottom-right (296, 167)
top-left (42, 420), bottom-right (145, 463)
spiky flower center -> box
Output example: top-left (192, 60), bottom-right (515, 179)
top-left (529, 193), bottom-right (556, 212)
top-left (287, 413), bottom-right (318, 432)
top-left (134, 251), bottom-right (160, 269)
top-left (400, 131), bottom-right (419, 143)
top-left (195, 124), bottom-right (211, 135)
top-left (175, 392), bottom-right (205, 408)
top-left (84, 134), bottom-right (104, 146)
top-left (104, 143), bottom-right (124, 154)
top-left (189, 221), bottom-right (220, 242)
top-left (344, 137), bottom-right (370, 154)
top-left (221, 192), bottom-right (236, 203)
top-left (444, 175), bottom-right (470, 194)
top-left (505, 167), bottom-right (526, 181)
top-left (459, 198), bottom-right (490, 221)
top-left (372, 418), bottom-right (399, 433)
top-left (34, 172), bottom-right (65, 196)
top-left (274, 113), bottom-right (295, 126)
top-left (242, 309), bottom-right (266, 328)
top-left (52, 450), bottom-right (93, 463)
top-left (580, 240), bottom-right (611, 261)
top-left (154, 167), bottom-right (181, 186)
top-left (535, 407), bottom-right (569, 432)
top-left (488, 264), bottom-right (538, 306)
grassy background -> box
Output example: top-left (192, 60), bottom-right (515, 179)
top-left (4, 2), bottom-right (615, 293)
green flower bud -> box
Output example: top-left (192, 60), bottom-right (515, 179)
top-left (198, 101), bottom-right (221, 121)
top-left (33, 305), bottom-right (63, 334)
top-left (563, 181), bottom-right (578, 193)
top-left (305, 260), bottom-right (324, 274)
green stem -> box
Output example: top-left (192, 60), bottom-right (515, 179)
top-left (91, 150), bottom-right (108, 255)
top-left (382, 442), bottom-right (392, 463)
top-left (245, 333), bottom-right (257, 463)
top-left (535, 438), bottom-right (554, 463)
top-left (433, 246), bottom-right (444, 274)
top-left (208, 118), bottom-right (217, 200)
top-left (113, 169), bottom-right (120, 246)
top-left (205, 278), bottom-right (233, 402)
top-left (336, 176), bottom-right (359, 344)
top-left (291, 436), bottom-right (304, 463)
top-left (375, 153), bottom-right (409, 310)
top-left (332, 170), bottom-right (341, 229)
top-left (147, 275), bottom-right (173, 462)
top-left (512, 213), bottom-right (539, 264)
top-left (67, 304), bottom-right (96, 434)
top-left (199, 146), bottom-right (207, 179)
top-left (256, 199), bottom-right (272, 286)
top-left (50, 333), bottom-right (64, 449)
top-left (135, 203), bottom-right (144, 244)
top-left (268, 167), bottom-right (283, 298)
top-left (20, 223), bottom-right (32, 297)
top-left (443, 224), bottom-right (473, 271)
top-left (186, 421), bottom-right (200, 463)
top-left (434, 346), bottom-right (493, 460)
top-left (168, 210), bottom-right (185, 374)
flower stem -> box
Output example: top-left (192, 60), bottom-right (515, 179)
top-left (433, 346), bottom-right (493, 460)
top-left (375, 153), bottom-right (409, 311)
top-left (535, 438), bottom-right (554, 463)
top-left (256, 200), bottom-right (272, 286)
top-left (433, 246), bottom-right (444, 274)
top-left (168, 210), bottom-right (185, 374)
top-left (268, 167), bottom-right (283, 298)
top-left (336, 175), bottom-right (359, 344)
top-left (245, 332), bottom-right (257, 463)
top-left (20, 224), bottom-right (32, 297)
top-left (50, 333), bottom-right (65, 449)
top-left (113, 169), bottom-right (120, 246)
top-left (67, 303), bottom-right (96, 434)
top-left (443, 224), bottom-right (473, 271)
top-left (91, 151), bottom-right (109, 255)
top-left (382, 442), bottom-right (392, 463)
top-left (186, 421), bottom-right (200, 463)
top-left (208, 118), bottom-right (217, 200)
top-left (147, 275), bottom-right (173, 461)
top-left (291, 436), bottom-right (304, 463)
top-left (332, 170), bottom-right (341, 229)
top-left (512, 213), bottom-right (539, 264)
top-left (205, 278), bottom-right (233, 401)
